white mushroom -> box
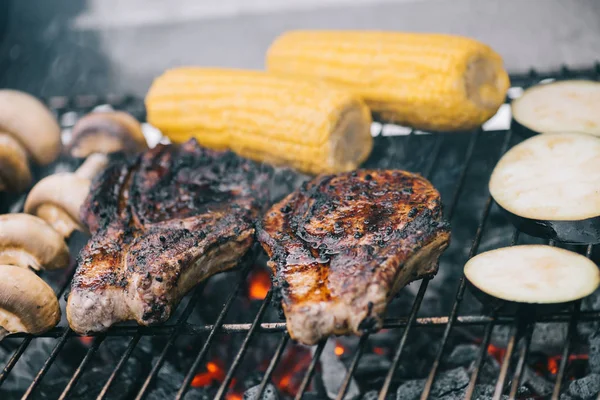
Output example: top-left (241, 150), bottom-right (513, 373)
top-left (24, 154), bottom-right (109, 238)
top-left (0, 132), bottom-right (31, 192)
top-left (0, 264), bottom-right (61, 339)
top-left (0, 214), bottom-right (70, 270)
top-left (0, 90), bottom-right (61, 165)
top-left (0, 90), bottom-right (61, 192)
top-left (67, 111), bottom-right (147, 158)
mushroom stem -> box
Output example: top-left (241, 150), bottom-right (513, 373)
top-left (74, 153), bottom-right (109, 180)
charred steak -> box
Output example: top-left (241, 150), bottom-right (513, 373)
top-left (67, 139), bottom-right (271, 334)
top-left (257, 170), bottom-right (450, 345)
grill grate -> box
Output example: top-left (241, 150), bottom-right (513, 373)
top-left (1, 64), bottom-right (600, 400)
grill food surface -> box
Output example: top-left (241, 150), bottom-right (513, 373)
top-left (257, 170), bottom-right (451, 345)
top-left (66, 139), bottom-right (272, 334)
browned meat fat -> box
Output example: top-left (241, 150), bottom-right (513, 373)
top-left (257, 170), bottom-right (450, 345)
top-left (67, 139), bottom-right (271, 334)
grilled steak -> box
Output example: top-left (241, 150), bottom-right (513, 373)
top-left (257, 170), bottom-right (450, 345)
top-left (67, 139), bottom-right (271, 334)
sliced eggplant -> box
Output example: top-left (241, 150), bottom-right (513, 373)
top-left (489, 132), bottom-right (600, 244)
top-left (511, 80), bottom-right (600, 138)
top-left (465, 245), bottom-right (600, 313)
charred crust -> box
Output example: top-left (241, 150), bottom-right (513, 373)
top-left (73, 138), bottom-right (272, 327)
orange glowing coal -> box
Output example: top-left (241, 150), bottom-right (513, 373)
top-left (546, 354), bottom-right (589, 375)
top-left (487, 344), bottom-right (507, 363)
top-left (335, 344), bottom-right (345, 356)
top-left (373, 347), bottom-right (385, 355)
top-left (191, 361), bottom-right (226, 387)
top-left (78, 336), bottom-right (93, 346)
top-left (273, 345), bottom-right (313, 396)
top-left (248, 268), bottom-right (271, 300)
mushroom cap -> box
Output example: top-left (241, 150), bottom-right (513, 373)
top-left (0, 265), bottom-right (61, 336)
top-left (0, 132), bottom-right (32, 192)
top-left (0, 214), bottom-right (70, 270)
top-left (0, 90), bottom-right (61, 165)
top-left (68, 111), bottom-right (147, 158)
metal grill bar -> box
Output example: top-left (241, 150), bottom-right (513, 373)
top-left (336, 334), bottom-right (368, 400)
top-left (507, 320), bottom-right (534, 399)
top-left (175, 264), bottom-right (254, 399)
top-left (464, 313), bottom-right (496, 399)
top-left (492, 322), bottom-right (518, 400)
top-left (134, 283), bottom-right (208, 400)
top-left (551, 302), bottom-right (581, 400)
top-left (378, 279), bottom-right (429, 399)
top-left (420, 127), bottom-right (515, 400)
top-left (294, 340), bottom-right (325, 400)
top-left (59, 334), bottom-right (106, 400)
top-left (22, 329), bottom-right (71, 399)
top-left (97, 334), bottom-right (141, 400)
top-left (254, 333), bottom-right (290, 399)
top-left (214, 289), bottom-right (275, 400)
top-left (552, 243), bottom-right (592, 399)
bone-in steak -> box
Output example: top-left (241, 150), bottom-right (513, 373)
top-left (67, 139), bottom-right (271, 334)
top-left (257, 170), bottom-right (450, 345)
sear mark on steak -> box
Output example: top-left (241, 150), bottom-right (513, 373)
top-left (257, 170), bottom-right (451, 345)
top-left (67, 139), bottom-right (272, 334)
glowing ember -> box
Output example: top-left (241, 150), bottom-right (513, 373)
top-left (248, 268), bottom-right (271, 300)
top-left (226, 394), bottom-right (242, 400)
top-left (78, 336), bottom-right (93, 346)
top-left (273, 345), bottom-right (313, 396)
top-left (334, 345), bottom-right (345, 356)
top-left (191, 361), bottom-right (226, 387)
top-left (373, 347), bottom-right (385, 355)
top-left (546, 354), bottom-right (589, 376)
top-left (487, 344), bottom-right (506, 363)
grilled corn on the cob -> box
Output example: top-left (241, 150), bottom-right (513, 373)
top-left (145, 68), bottom-right (373, 175)
top-left (266, 30), bottom-right (510, 132)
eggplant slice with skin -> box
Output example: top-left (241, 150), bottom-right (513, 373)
top-left (511, 80), bottom-right (600, 138)
top-left (489, 132), bottom-right (600, 244)
top-left (465, 245), bottom-right (600, 313)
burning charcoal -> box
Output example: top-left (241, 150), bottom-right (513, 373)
top-left (568, 374), bottom-right (600, 399)
top-left (395, 367), bottom-right (469, 399)
top-left (243, 383), bottom-right (279, 400)
top-left (314, 339), bottom-right (360, 400)
top-left (442, 344), bottom-right (479, 367)
top-left (522, 366), bottom-right (553, 397)
top-left (589, 328), bottom-right (600, 374)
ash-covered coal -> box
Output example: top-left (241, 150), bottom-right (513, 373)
top-left (313, 339), bottom-right (360, 400)
top-left (243, 383), bottom-right (280, 400)
top-left (566, 374), bottom-right (600, 399)
top-left (395, 367), bottom-right (469, 400)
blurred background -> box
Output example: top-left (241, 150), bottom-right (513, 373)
top-left (0, 0), bottom-right (599, 97)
